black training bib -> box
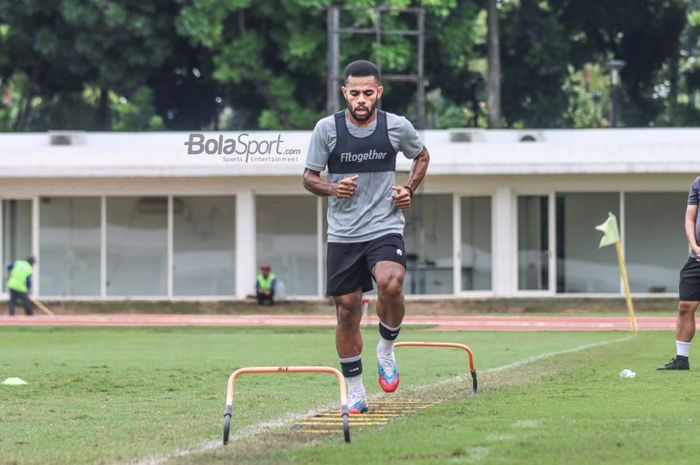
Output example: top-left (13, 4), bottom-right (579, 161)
top-left (328, 110), bottom-right (397, 174)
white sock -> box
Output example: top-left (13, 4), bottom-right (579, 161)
top-left (676, 340), bottom-right (691, 358)
top-left (345, 374), bottom-right (365, 397)
top-left (377, 337), bottom-right (394, 357)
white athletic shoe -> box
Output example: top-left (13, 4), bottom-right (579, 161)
top-left (348, 389), bottom-right (368, 414)
top-left (377, 349), bottom-right (400, 392)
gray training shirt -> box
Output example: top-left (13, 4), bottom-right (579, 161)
top-left (305, 110), bottom-right (424, 243)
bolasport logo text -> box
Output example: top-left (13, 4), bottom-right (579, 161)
top-left (184, 133), bottom-right (302, 163)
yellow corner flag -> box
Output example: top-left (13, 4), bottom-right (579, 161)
top-left (595, 212), bottom-right (620, 248)
top-left (595, 212), bottom-right (637, 331)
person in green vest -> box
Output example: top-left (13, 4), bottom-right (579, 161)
top-left (255, 263), bottom-right (277, 306)
top-left (6, 256), bottom-right (35, 316)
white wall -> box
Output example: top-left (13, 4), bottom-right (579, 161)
top-left (3, 128), bottom-right (700, 178)
top-left (0, 168), bottom-right (695, 299)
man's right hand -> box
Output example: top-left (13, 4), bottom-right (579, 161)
top-left (332, 175), bottom-right (359, 199)
top-left (693, 245), bottom-right (700, 261)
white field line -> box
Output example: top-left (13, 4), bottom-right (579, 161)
top-left (481, 334), bottom-right (637, 374)
top-left (119, 407), bottom-right (329, 465)
top-left (122, 333), bottom-right (636, 465)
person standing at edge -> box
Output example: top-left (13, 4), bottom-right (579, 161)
top-left (7, 256), bottom-right (35, 316)
top-left (302, 60), bottom-right (430, 413)
top-left (658, 176), bottom-right (700, 370)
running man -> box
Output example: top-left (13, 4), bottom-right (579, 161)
top-left (658, 176), bottom-right (700, 370)
top-left (303, 60), bottom-right (429, 413)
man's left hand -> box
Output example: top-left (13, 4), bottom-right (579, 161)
top-left (391, 186), bottom-right (411, 209)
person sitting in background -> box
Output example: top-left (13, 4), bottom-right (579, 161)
top-left (7, 256), bottom-right (35, 316)
top-left (255, 263), bottom-right (277, 306)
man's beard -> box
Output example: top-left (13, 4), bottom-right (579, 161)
top-left (349, 102), bottom-right (376, 121)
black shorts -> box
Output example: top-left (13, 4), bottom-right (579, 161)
top-left (679, 257), bottom-right (700, 301)
top-left (326, 233), bottom-right (407, 296)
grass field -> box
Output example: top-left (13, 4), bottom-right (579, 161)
top-left (0, 326), bottom-right (691, 465)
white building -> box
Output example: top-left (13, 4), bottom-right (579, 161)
top-left (1, 128), bottom-right (698, 300)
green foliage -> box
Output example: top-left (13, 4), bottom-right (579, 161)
top-left (0, 107), bottom-right (10, 130)
top-left (112, 87), bottom-right (165, 131)
top-left (690, 9), bottom-right (700, 27)
top-left (0, 0), bottom-right (193, 130)
top-left (500, 0), bottom-right (571, 128)
top-left (177, 0), bottom-right (329, 129)
top-left (177, 0), bottom-right (467, 129)
top-left (658, 0), bottom-right (700, 126)
top-left (550, 0), bottom-right (689, 127)
top-left (420, 1), bottom-right (483, 127)
top-left (262, 333), bottom-right (697, 465)
top-left (426, 89), bottom-right (477, 128)
top-left (438, 105), bottom-right (472, 128)
top-left (562, 64), bottom-right (610, 128)
top-left (0, 0), bottom-right (698, 130)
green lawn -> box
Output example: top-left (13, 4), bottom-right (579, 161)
top-left (0, 327), bottom-right (682, 465)
top-left (296, 330), bottom-right (696, 465)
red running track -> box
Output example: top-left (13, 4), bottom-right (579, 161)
top-left (0, 314), bottom-right (675, 331)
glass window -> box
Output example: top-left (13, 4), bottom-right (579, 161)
top-left (404, 194), bottom-right (453, 294)
top-left (173, 196), bottom-right (236, 296)
top-left (256, 196), bottom-right (318, 296)
top-left (3, 199), bottom-right (32, 263)
top-left (2, 199), bottom-right (32, 293)
top-left (556, 193), bottom-right (620, 293)
top-left (626, 192), bottom-right (688, 293)
top-left (518, 196), bottom-right (549, 291)
top-left (39, 197), bottom-right (100, 296)
top-left (106, 197), bottom-right (167, 296)
top-left (461, 197), bottom-right (492, 291)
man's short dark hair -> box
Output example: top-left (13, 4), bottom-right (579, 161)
top-left (344, 60), bottom-right (381, 84)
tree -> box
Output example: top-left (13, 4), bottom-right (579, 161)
top-left (424, 0), bottom-right (484, 127)
top-left (177, 0), bottom-right (476, 130)
top-left (499, 0), bottom-right (571, 127)
top-left (550, 0), bottom-right (689, 127)
top-left (1, 0), bottom-right (693, 131)
top-left (657, 0), bottom-right (700, 125)
top-left (486, 0), bottom-right (501, 127)
top-left (562, 63), bottom-right (610, 127)
top-left (0, 0), bottom-right (178, 130)
top-left (176, 0), bottom-right (328, 130)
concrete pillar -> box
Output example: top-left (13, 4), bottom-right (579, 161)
top-left (492, 186), bottom-right (514, 297)
top-left (236, 191), bottom-right (256, 299)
